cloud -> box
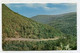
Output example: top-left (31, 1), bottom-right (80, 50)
top-left (50, 3), bottom-right (76, 12)
top-left (63, 3), bottom-right (76, 6)
top-left (6, 3), bottom-right (58, 10)
top-left (6, 3), bottom-right (76, 13)
top-left (63, 3), bottom-right (77, 11)
top-left (24, 3), bottom-right (58, 10)
top-left (5, 3), bottom-right (76, 17)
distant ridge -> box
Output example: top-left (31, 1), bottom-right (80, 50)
top-left (31, 12), bottom-right (77, 35)
top-left (2, 4), bottom-right (77, 51)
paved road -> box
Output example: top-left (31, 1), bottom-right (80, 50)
top-left (4, 37), bottom-right (59, 41)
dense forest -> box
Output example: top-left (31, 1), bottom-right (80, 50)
top-left (2, 4), bottom-right (77, 50)
top-left (32, 12), bottom-right (77, 36)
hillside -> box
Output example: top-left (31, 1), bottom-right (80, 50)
top-left (32, 15), bottom-right (55, 24)
top-left (2, 4), bottom-right (64, 39)
top-left (2, 4), bottom-right (77, 50)
top-left (31, 12), bottom-right (77, 35)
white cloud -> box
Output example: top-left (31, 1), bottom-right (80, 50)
top-left (25, 3), bottom-right (46, 8)
top-left (6, 3), bottom-right (58, 10)
top-left (63, 3), bottom-right (76, 6)
top-left (6, 3), bottom-right (76, 12)
top-left (63, 3), bottom-right (77, 12)
top-left (24, 3), bottom-right (58, 10)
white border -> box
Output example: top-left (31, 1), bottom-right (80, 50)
top-left (77, 2), bottom-right (80, 53)
top-left (0, 0), bottom-right (80, 53)
top-left (1, 0), bottom-right (78, 3)
top-left (0, 0), bottom-right (2, 52)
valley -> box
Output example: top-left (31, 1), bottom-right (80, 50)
top-left (2, 4), bottom-right (77, 50)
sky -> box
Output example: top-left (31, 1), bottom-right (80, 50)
top-left (6, 3), bottom-right (76, 18)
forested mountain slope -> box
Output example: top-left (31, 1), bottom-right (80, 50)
top-left (2, 4), bottom-right (77, 50)
top-left (2, 4), bottom-right (64, 39)
top-left (32, 12), bottom-right (77, 35)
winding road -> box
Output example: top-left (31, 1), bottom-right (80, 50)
top-left (4, 37), bottom-right (59, 41)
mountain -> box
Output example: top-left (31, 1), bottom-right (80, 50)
top-left (31, 12), bottom-right (77, 36)
top-left (32, 15), bottom-right (55, 24)
top-left (2, 4), bottom-right (77, 50)
top-left (2, 4), bottom-right (64, 39)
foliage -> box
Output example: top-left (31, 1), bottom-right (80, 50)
top-left (2, 4), bottom-right (77, 50)
top-left (3, 35), bottom-right (77, 50)
top-left (32, 12), bottom-right (77, 36)
top-left (2, 4), bottom-right (64, 39)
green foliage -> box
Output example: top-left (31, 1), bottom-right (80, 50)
top-left (32, 12), bottom-right (77, 36)
top-left (31, 12), bottom-right (77, 50)
top-left (3, 35), bottom-right (77, 50)
top-left (2, 4), bottom-right (64, 39)
top-left (2, 4), bottom-right (77, 50)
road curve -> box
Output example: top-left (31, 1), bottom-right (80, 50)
top-left (4, 37), bottom-right (59, 41)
